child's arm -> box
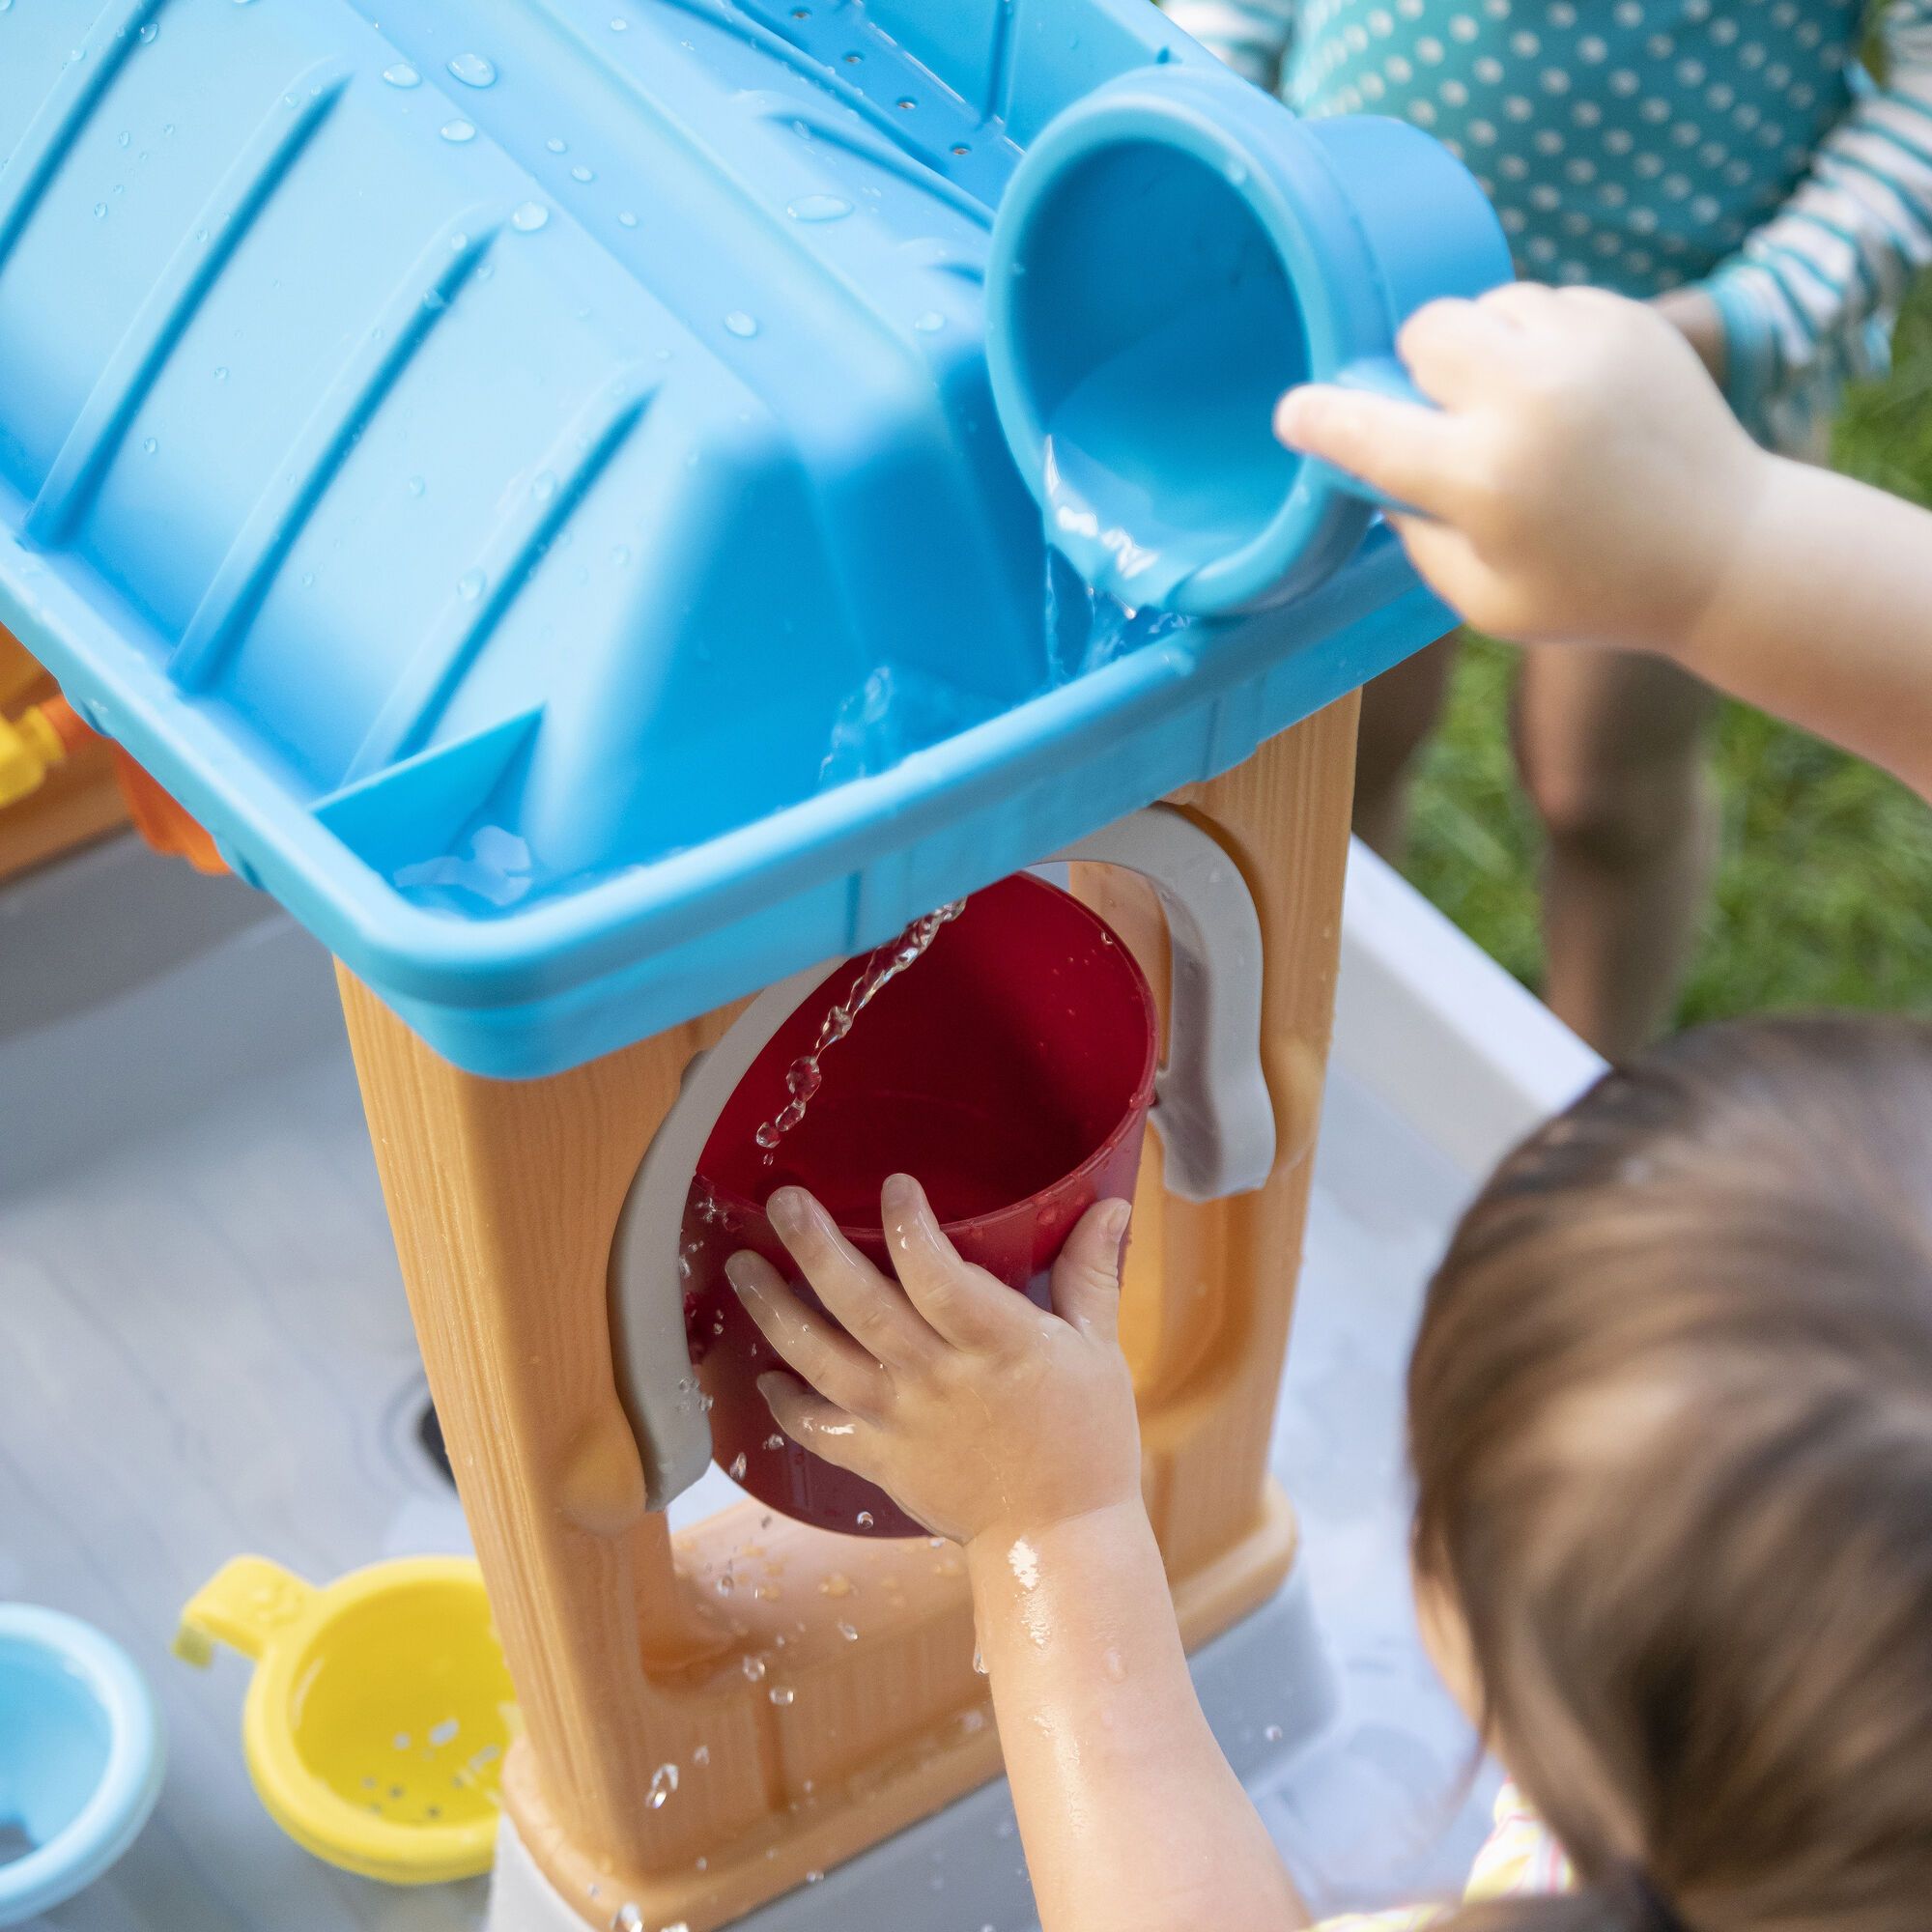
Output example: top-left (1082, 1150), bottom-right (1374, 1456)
top-left (726, 1179), bottom-right (1307, 1932)
top-left (1276, 284), bottom-right (1932, 803)
top-left (1689, 0), bottom-right (1932, 436)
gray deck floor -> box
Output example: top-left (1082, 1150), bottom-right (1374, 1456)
top-left (0, 838), bottom-right (1495, 1932)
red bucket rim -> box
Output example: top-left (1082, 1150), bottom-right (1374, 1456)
top-left (698, 873), bottom-right (1159, 1243)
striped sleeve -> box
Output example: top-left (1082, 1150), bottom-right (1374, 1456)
top-left (1701, 0), bottom-right (1932, 437)
top-left (1158, 0), bottom-right (1296, 88)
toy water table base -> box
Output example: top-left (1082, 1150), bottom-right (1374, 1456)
top-left (0, 826), bottom-right (1601, 1932)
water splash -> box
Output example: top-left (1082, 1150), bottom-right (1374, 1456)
top-left (753, 901), bottom-right (964, 1157)
top-left (818, 664), bottom-right (984, 788)
top-left (1042, 547), bottom-right (1189, 685)
top-left (394, 825), bottom-right (535, 909)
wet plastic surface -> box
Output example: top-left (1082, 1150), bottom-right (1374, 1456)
top-left (0, 0), bottom-right (1460, 1076)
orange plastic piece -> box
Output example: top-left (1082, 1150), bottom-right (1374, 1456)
top-left (37, 695), bottom-right (95, 758)
top-left (110, 749), bottom-right (227, 875)
top-left (335, 696), bottom-right (1360, 1930)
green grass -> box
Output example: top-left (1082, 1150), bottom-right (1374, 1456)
top-left (1402, 280), bottom-right (1932, 1026)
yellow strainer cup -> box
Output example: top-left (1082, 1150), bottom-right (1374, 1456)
top-left (174, 1555), bottom-right (519, 1884)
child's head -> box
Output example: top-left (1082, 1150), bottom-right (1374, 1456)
top-left (1408, 1013), bottom-right (1932, 1932)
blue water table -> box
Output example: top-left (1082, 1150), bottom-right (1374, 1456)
top-left (0, 0), bottom-right (1506, 1924)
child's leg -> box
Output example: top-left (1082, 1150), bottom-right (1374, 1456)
top-left (1352, 634), bottom-right (1461, 858)
top-left (1514, 643), bottom-right (1720, 1061)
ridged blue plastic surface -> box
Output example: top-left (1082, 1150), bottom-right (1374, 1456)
top-left (0, 0), bottom-right (1457, 1077)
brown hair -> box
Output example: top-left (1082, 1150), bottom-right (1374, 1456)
top-left (1409, 1013), bottom-right (1932, 1932)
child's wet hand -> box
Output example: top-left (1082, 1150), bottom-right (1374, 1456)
top-left (1274, 284), bottom-right (1773, 660)
top-left (724, 1177), bottom-right (1143, 1548)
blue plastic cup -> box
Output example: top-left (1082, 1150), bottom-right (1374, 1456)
top-left (0, 1606), bottom-right (164, 1926)
top-left (986, 67), bottom-right (1512, 615)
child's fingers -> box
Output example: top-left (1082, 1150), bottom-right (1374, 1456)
top-left (726, 1250), bottom-right (890, 1417)
top-left (1396, 295), bottom-right (1535, 405)
top-left (756, 1372), bottom-right (869, 1469)
top-left (1050, 1199), bottom-right (1132, 1339)
top-left (1275, 384), bottom-right (1469, 520)
top-left (1387, 516), bottom-right (1513, 639)
top-left (880, 1174), bottom-right (1038, 1353)
top-left (766, 1187), bottom-right (936, 1373)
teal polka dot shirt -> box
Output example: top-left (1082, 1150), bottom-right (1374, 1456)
top-left (1163, 0), bottom-right (1932, 445)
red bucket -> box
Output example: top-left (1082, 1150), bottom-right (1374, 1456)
top-left (683, 872), bottom-right (1157, 1537)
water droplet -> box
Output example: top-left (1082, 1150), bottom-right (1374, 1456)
top-left (570, 162), bottom-right (594, 182)
top-left (300, 571), bottom-right (315, 587)
top-left (393, 1732), bottom-right (412, 1749)
top-left (137, 20), bottom-right (156, 41)
top-left (408, 475), bottom-right (426, 497)
top-left (617, 210), bottom-right (639, 227)
top-left (856, 1509), bottom-right (874, 1529)
top-left (529, 469), bottom-right (557, 503)
top-left (724, 310), bottom-right (758, 337)
top-left (741, 1654), bottom-right (766, 1682)
top-left (972, 1643), bottom-right (987, 1674)
top-left (714, 1574), bottom-right (734, 1595)
top-left (429, 1718), bottom-right (460, 1746)
top-left (447, 51), bottom-right (496, 87)
top-left (213, 365), bottom-right (228, 382)
top-left (610, 13), bottom-right (629, 26)
top-left (769, 1686), bottom-right (795, 1707)
top-left (440, 118), bottom-right (476, 142)
top-left (896, 96), bottom-right (917, 109)
top-left (93, 203), bottom-right (107, 219)
top-left (804, 1868), bottom-right (822, 1884)
top-left (646, 1762), bottom-right (679, 1809)
top-left (141, 437), bottom-right (156, 454)
top-left (117, 129), bottom-right (130, 148)
top-left (382, 61), bottom-right (421, 87)
top-left (952, 143), bottom-right (971, 156)
top-left (546, 136), bottom-right (567, 154)
top-left (456, 568), bottom-right (485, 599)
top-left (510, 200), bottom-right (549, 232)
top-left (786, 192), bottom-right (851, 221)
top-left (450, 231), bottom-right (469, 251)
top-left (763, 1433), bottom-right (785, 1451)
top-left (914, 310), bottom-right (945, 332)
top-left (1264, 1722), bottom-right (1285, 1742)
top-left (838, 1620), bottom-right (859, 1640)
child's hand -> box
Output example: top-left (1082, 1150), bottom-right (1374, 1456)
top-left (1651, 285), bottom-right (1727, 384)
top-left (1275, 284), bottom-right (1774, 659)
top-left (725, 1177), bottom-right (1141, 1547)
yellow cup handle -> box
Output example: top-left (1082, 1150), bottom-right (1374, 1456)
top-left (174, 1555), bottom-right (316, 1667)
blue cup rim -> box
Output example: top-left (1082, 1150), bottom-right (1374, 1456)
top-left (0, 1605), bottom-right (165, 1926)
top-left (987, 66), bottom-right (1396, 614)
